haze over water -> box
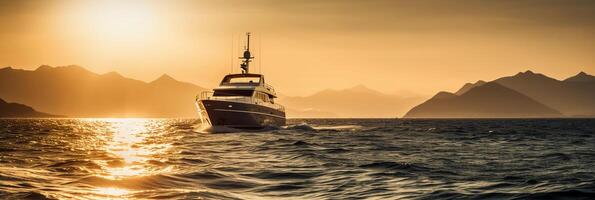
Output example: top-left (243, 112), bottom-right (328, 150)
top-left (2, 0), bottom-right (594, 95)
top-left (1, 118), bottom-right (593, 199)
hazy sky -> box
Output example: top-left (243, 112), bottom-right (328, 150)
top-left (1, 0), bottom-right (594, 96)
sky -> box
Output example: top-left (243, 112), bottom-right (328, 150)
top-left (1, 0), bottom-right (594, 96)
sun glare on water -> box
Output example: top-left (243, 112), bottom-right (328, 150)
top-left (94, 187), bottom-right (131, 198)
top-left (84, 118), bottom-right (173, 199)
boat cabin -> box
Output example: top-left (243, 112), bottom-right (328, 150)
top-left (212, 73), bottom-right (278, 103)
top-left (219, 73), bottom-right (263, 86)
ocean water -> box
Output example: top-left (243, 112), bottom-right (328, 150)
top-left (0, 118), bottom-right (594, 200)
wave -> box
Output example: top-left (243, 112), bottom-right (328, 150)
top-left (285, 123), bottom-right (364, 132)
top-left (243, 170), bottom-right (321, 180)
top-left (292, 140), bottom-right (310, 146)
top-left (285, 123), bottom-right (317, 131)
top-left (359, 161), bottom-right (429, 172)
top-left (134, 190), bottom-right (242, 200)
top-left (422, 189), bottom-right (595, 200)
top-left (252, 183), bottom-right (307, 193)
top-left (73, 173), bottom-right (197, 190)
top-left (194, 124), bottom-right (282, 133)
top-left (543, 152), bottom-right (573, 161)
top-left (0, 147), bottom-right (16, 152)
top-left (193, 124), bottom-right (243, 133)
top-left (47, 159), bottom-right (102, 173)
top-left (180, 170), bottom-right (229, 180)
top-left (193, 121), bottom-right (365, 133)
top-left (0, 191), bottom-right (55, 200)
top-left (2, 118), bottom-right (595, 199)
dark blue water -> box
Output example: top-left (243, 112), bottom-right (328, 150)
top-left (0, 118), bottom-right (594, 199)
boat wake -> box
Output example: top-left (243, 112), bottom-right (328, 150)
top-left (193, 123), bottom-right (281, 133)
top-left (194, 122), bottom-right (363, 133)
top-left (193, 124), bottom-right (243, 133)
top-left (285, 123), bottom-right (363, 132)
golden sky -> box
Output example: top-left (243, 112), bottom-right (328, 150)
top-left (1, 0), bottom-right (594, 96)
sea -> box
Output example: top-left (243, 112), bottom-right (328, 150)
top-left (0, 118), bottom-right (594, 200)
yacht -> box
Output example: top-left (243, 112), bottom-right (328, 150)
top-left (195, 33), bottom-right (286, 129)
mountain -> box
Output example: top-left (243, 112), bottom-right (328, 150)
top-left (280, 85), bottom-right (425, 118)
top-left (404, 82), bottom-right (562, 118)
top-left (455, 80), bottom-right (486, 95)
top-left (0, 65), bottom-right (206, 117)
top-left (283, 107), bottom-right (339, 118)
top-left (493, 70), bottom-right (595, 117)
top-left (0, 98), bottom-right (59, 118)
top-left (563, 71), bottom-right (595, 82)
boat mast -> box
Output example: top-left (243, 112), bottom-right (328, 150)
top-left (240, 32), bottom-right (254, 74)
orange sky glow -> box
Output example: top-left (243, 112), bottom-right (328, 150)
top-left (1, 0), bottom-right (594, 96)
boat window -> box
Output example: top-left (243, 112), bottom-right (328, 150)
top-left (228, 77), bottom-right (260, 84)
top-left (256, 93), bottom-right (262, 101)
top-left (254, 92), bottom-right (270, 103)
top-left (264, 94), bottom-right (270, 102)
top-left (213, 90), bottom-right (254, 97)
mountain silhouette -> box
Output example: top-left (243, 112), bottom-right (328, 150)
top-left (455, 80), bottom-right (486, 95)
top-left (493, 70), bottom-right (595, 117)
top-left (280, 85), bottom-right (425, 118)
top-left (563, 71), bottom-right (595, 82)
top-left (404, 82), bottom-right (562, 118)
top-left (283, 107), bottom-right (339, 118)
top-left (0, 65), bottom-right (206, 117)
top-left (0, 98), bottom-right (59, 118)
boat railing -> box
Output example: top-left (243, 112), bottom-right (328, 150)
top-left (198, 91), bottom-right (214, 100)
top-left (274, 102), bottom-right (285, 112)
top-left (197, 91), bottom-right (252, 103)
top-left (268, 101), bottom-right (285, 112)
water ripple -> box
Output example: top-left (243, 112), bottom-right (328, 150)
top-left (0, 118), bottom-right (594, 199)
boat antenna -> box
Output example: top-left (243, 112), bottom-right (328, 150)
top-left (230, 33), bottom-right (234, 74)
top-left (259, 33), bottom-right (262, 74)
top-left (240, 32), bottom-right (254, 74)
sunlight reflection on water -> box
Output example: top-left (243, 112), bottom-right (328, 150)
top-left (1, 119), bottom-right (594, 199)
top-left (93, 187), bottom-right (131, 199)
top-left (91, 119), bottom-right (172, 199)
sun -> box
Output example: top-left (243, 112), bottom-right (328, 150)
top-left (72, 1), bottom-right (161, 43)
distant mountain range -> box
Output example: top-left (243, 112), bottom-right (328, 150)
top-left (494, 71), bottom-right (595, 117)
top-left (280, 85), bottom-right (426, 118)
top-left (0, 65), bottom-right (206, 117)
top-left (0, 98), bottom-right (59, 118)
top-left (404, 71), bottom-right (595, 118)
top-left (0, 65), bottom-right (425, 118)
top-left (2, 65), bottom-right (592, 118)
